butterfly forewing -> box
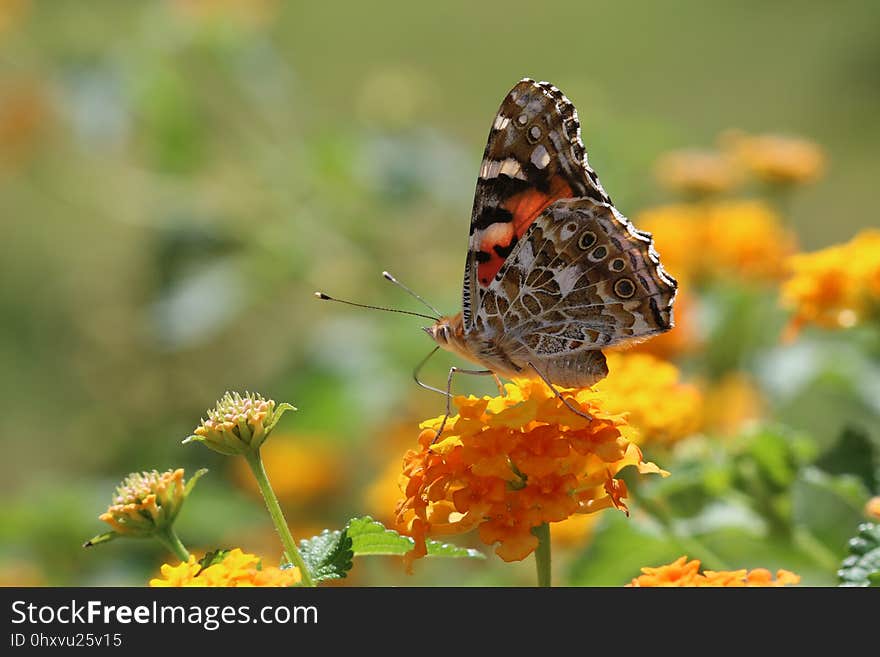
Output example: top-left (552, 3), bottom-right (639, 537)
top-left (463, 79), bottom-right (611, 329)
top-left (450, 78), bottom-right (677, 389)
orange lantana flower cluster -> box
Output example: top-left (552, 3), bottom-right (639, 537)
top-left (150, 548), bottom-right (301, 587)
top-left (628, 556), bottom-right (800, 587)
top-left (637, 200), bottom-right (797, 284)
top-left (781, 229), bottom-right (880, 336)
top-left (396, 378), bottom-right (668, 563)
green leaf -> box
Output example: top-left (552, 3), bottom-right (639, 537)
top-left (568, 512), bottom-right (683, 586)
top-left (792, 467), bottom-right (870, 557)
top-left (346, 516), bottom-right (484, 559)
top-left (298, 516), bottom-right (484, 582)
top-left (82, 531), bottom-right (117, 549)
top-left (266, 402), bottom-right (297, 434)
top-left (298, 529), bottom-right (354, 582)
top-left (198, 549), bottom-right (230, 570)
top-left (184, 468), bottom-right (209, 497)
top-left (815, 426), bottom-right (878, 493)
top-left (838, 523), bottom-right (880, 587)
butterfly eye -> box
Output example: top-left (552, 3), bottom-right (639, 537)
top-left (614, 278), bottom-right (636, 299)
top-left (610, 258), bottom-right (626, 272)
top-left (578, 231), bottom-right (597, 250)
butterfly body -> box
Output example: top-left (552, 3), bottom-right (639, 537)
top-left (427, 79), bottom-right (677, 388)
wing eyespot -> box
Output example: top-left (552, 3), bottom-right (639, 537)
top-left (589, 245), bottom-right (608, 261)
top-left (577, 231), bottom-right (597, 250)
top-left (610, 257), bottom-right (626, 272)
top-left (614, 278), bottom-right (636, 299)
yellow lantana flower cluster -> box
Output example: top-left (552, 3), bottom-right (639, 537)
top-left (781, 229), bottom-right (880, 335)
top-left (396, 378), bottom-right (668, 563)
top-left (150, 548), bottom-right (301, 587)
top-left (628, 556), bottom-right (800, 587)
top-left (638, 200), bottom-right (797, 285)
top-left (598, 352), bottom-right (702, 447)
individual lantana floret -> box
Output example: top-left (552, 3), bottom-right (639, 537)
top-left (781, 230), bottom-right (880, 337)
top-left (628, 556), bottom-right (800, 587)
top-left (396, 378), bottom-right (668, 564)
top-left (184, 391), bottom-right (295, 455)
top-left (150, 548), bottom-right (301, 587)
top-left (866, 497), bottom-right (880, 521)
top-left (84, 468), bottom-right (205, 555)
top-left (720, 130), bottom-right (825, 186)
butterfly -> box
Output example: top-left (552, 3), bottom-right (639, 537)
top-left (423, 78), bottom-right (677, 407)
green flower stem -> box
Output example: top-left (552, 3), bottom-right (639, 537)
top-left (244, 449), bottom-right (315, 587)
top-left (533, 523), bottom-right (552, 588)
top-left (155, 527), bottom-right (190, 563)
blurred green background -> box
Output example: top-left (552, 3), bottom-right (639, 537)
top-left (2, 0), bottom-right (879, 586)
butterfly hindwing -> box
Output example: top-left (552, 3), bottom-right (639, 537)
top-left (473, 197), bottom-right (677, 386)
top-left (463, 79), bottom-right (611, 329)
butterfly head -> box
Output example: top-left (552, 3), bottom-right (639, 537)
top-left (423, 313), bottom-right (467, 352)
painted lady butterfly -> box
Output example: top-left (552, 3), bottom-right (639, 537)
top-left (423, 79), bottom-right (677, 409)
top-left (319, 79), bottom-right (677, 421)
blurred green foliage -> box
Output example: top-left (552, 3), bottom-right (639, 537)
top-left (1, 0), bottom-right (879, 586)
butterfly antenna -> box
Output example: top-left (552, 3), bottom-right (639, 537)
top-left (382, 271), bottom-right (443, 318)
top-left (314, 292), bottom-right (438, 321)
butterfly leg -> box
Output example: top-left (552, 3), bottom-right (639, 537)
top-left (412, 346), bottom-right (447, 396)
top-left (527, 361), bottom-right (593, 422)
top-left (433, 367), bottom-right (497, 443)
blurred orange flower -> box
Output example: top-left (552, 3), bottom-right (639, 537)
top-left (0, 81), bottom-right (51, 167)
top-left (396, 378), bottom-right (668, 564)
top-left (781, 229), bottom-right (880, 337)
top-left (551, 513), bottom-right (600, 548)
top-left (597, 352), bottom-right (702, 447)
top-left (628, 556), bottom-right (799, 587)
top-left (150, 548), bottom-right (301, 587)
top-left (865, 497), bottom-right (880, 521)
top-left (700, 372), bottom-right (764, 436)
top-left (654, 148), bottom-right (742, 196)
top-left (637, 200), bottom-right (797, 284)
top-left (721, 130), bottom-right (825, 186)
top-left (0, 0), bottom-right (28, 36)
top-left (232, 435), bottom-right (341, 503)
top-left (366, 456), bottom-right (406, 527)
top-left (170, 0), bottom-right (277, 27)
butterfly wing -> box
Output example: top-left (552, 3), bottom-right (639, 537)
top-left (476, 197), bottom-right (677, 387)
top-left (463, 79), bottom-right (611, 330)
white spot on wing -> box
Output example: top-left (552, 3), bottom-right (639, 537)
top-left (531, 144), bottom-right (551, 170)
top-left (480, 158), bottom-right (527, 181)
top-left (498, 158), bottom-right (522, 178)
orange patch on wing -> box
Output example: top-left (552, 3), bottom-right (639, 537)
top-left (477, 176), bottom-right (574, 286)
